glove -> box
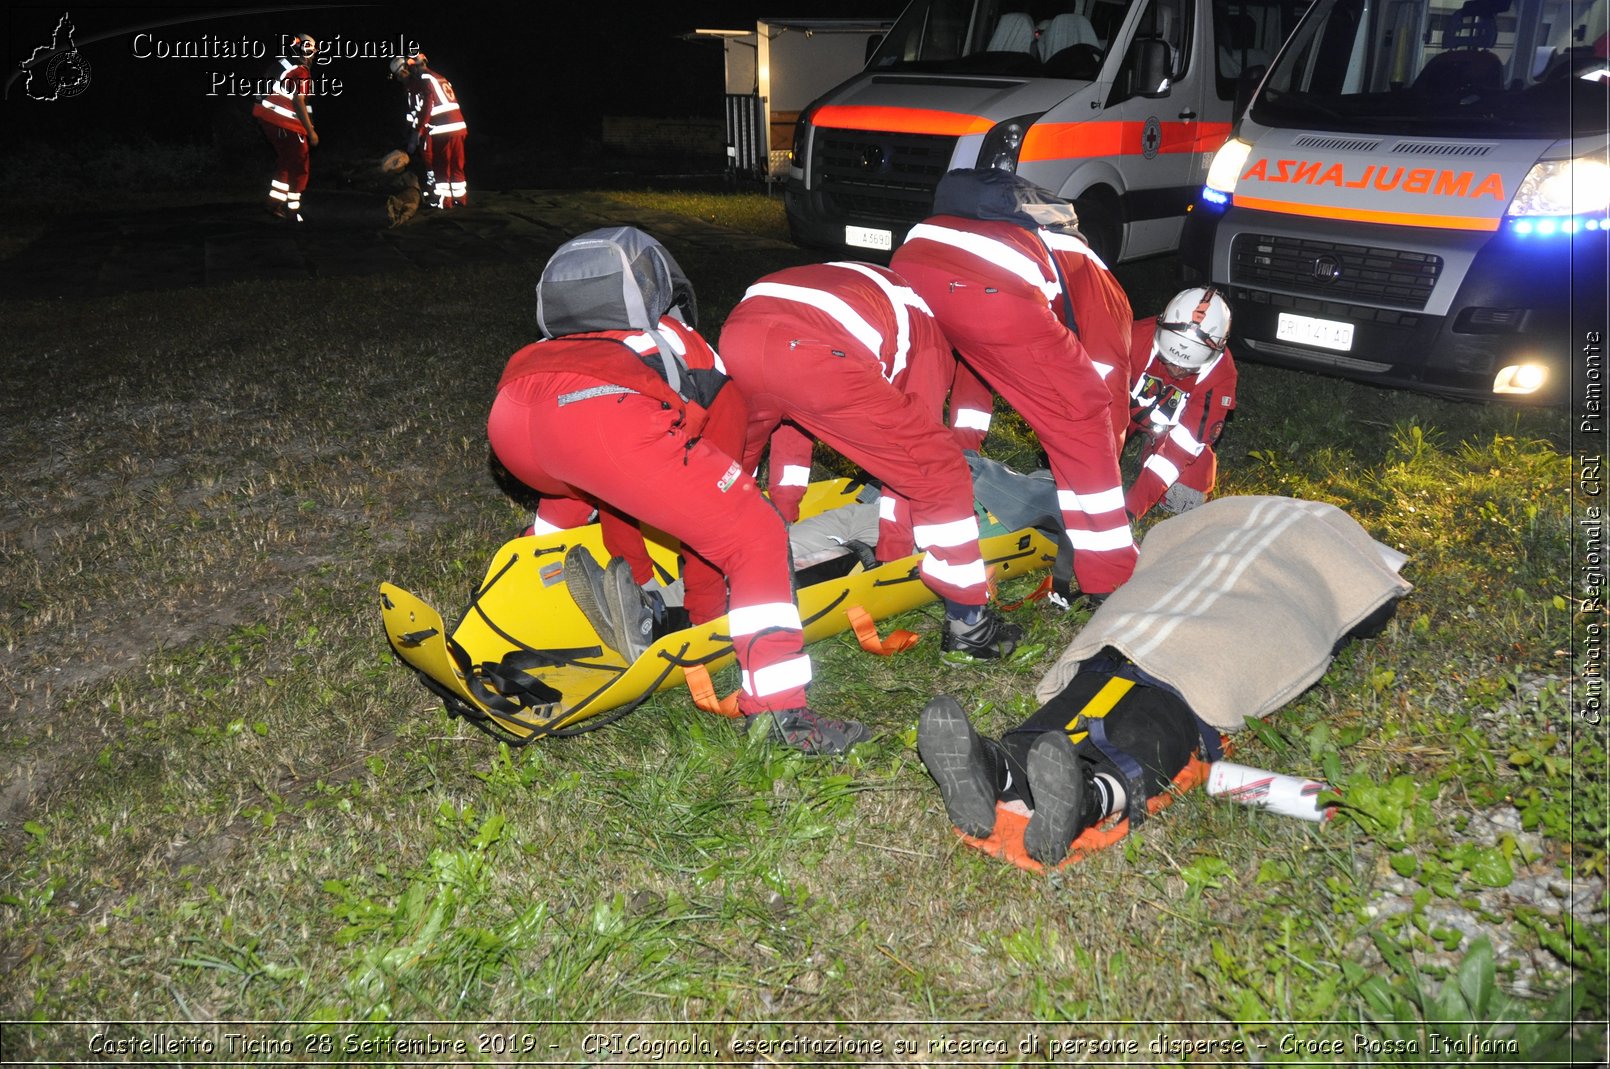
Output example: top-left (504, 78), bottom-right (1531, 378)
top-left (1160, 483), bottom-right (1206, 515)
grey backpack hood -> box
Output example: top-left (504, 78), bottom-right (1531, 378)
top-left (535, 226), bottom-right (698, 339)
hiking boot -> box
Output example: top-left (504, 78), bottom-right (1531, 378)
top-left (916, 695), bottom-right (999, 838)
top-left (940, 607), bottom-right (1023, 659)
top-left (747, 707), bottom-right (870, 755)
top-left (1023, 731), bottom-right (1100, 866)
top-left (563, 546), bottom-right (653, 662)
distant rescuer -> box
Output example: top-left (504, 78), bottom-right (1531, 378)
top-left (389, 51), bottom-right (468, 208)
top-left (486, 227), bottom-right (871, 755)
top-left (891, 168), bottom-right (1138, 607)
top-left (251, 33), bottom-right (319, 222)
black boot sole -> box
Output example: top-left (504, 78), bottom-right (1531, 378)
top-left (1024, 731), bottom-right (1085, 865)
top-left (916, 696), bottom-right (997, 838)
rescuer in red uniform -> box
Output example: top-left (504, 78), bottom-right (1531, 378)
top-left (1120, 287), bottom-right (1239, 519)
top-left (891, 168), bottom-right (1138, 602)
top-left (252, 33), bottom-right (319, 221)
top-left (390, 52), bottom-right (468, 208)
top-left (718, 260), bottom-right (1021, 658)
top-left (486, 227), bottom-right (868, 754)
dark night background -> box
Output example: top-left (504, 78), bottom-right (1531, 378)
top-left (3, 2), bottom-right (894, 192)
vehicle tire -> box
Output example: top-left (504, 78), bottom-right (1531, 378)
top-left (1072, 189), bottom-right (1122, 265)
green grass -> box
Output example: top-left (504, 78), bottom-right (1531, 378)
top-left (0, 190), bottom-right (1602, 1064)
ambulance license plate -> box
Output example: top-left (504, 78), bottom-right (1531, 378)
top-left (1277, 312), bottom-right (1355, 352)
top-left (845, 225), bottom-right (893, 251)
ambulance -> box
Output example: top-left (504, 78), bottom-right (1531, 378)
top-left (783, 0), bottom-right (1306, 264)
top-left (1180, 0), bottom-right (1609, 404)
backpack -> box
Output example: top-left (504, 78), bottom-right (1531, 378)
top-left (931, 167), bottom-right (1084, 237)
top-left (535, 226), bottom-right (698, 338)
top-left (534, 227), bottom-right (721, 407)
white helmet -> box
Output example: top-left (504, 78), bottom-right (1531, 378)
top-left (1153, 286), bottom-right (1231, 370)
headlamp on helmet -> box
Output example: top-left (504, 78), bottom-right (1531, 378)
top-left (1153, 286), bottom-right (1231, 371)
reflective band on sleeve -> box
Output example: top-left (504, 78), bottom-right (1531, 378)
top-left (904, 223), bottom-right (1059, 304)
top-left (1041, 229), bottom-right (1110, 270)
top-left (624, 323), bottom-right (688, 356)
top-left (270, 179), bottom-right (290, 191)
top-left (1058, 486), bottom-right (1126, 516)
top-left (954, 408), bottom-right (992, 432)
top-left (1091, 360), bottom-right (1114, 379)
top-left (779, 464), bottom-right (811, 487)
top-left (1067, 523), bottom-right (1137, 551)
top-left (921, 554), bottom-right (989, 590)
top-left (878, 495), bottom-right (898, 522)
top-left (913, 514), bottom-right (981, 550)
top-left (1143, 453), bottom-right (1181, 483)
top-left (727, 601), bottom-right (804, 637)
top-left (743, 654), bottom-right (813, 698)
top-left (1168, 424), bottom-right (1205, 456)
top-left (741, 281), bottom-right (884, 361)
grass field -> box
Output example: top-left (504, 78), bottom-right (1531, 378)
top-left (0, 186), bottom-right (1603, 1064)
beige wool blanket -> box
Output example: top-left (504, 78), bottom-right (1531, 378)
top-left (1036, 496), bottom-right (1412, 732)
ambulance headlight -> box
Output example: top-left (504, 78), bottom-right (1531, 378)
top-left (979, 113), bottom-right (1040, 172)
top-left (1492, 362), bottom-right (1548, 395)
top-left (1509, 156), bottom-right (1610, 217)
top-left (1203, 138), bottom-right (1252, 197)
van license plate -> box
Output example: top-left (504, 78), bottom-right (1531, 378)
top-left (845, 225), bottom-right (893, 251)
top-left (1277, 312), bottom-right (1355, 352)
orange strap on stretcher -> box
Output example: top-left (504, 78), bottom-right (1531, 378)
top-left (682, 662), bottom-right (742, 717)
top-left (847, 605), bottom-right (919, 655)
top-left (997, 575), bottom-right (1054, 611)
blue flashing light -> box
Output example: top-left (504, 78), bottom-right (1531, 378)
top-left (1507, 213), bottom-right (1609, 236)
top-left (1202, 187), bottom-right (1229, 207)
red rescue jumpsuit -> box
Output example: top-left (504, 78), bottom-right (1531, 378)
top-left (1121, 318), bottom-right (1239, 518)
top-left (251, 59), bottom-right (313, 215)
top-left (413, 69), bottom-right (467, 207)
top-left (718, 262), bottom-right (990, 607)
top-left (487, 318), bottom-right (811, 715)
top-left (891, 217), bottom-right (1138, 595)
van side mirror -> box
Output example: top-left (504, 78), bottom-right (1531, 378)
top-left (1135, 38), bottom-right (1172, 97)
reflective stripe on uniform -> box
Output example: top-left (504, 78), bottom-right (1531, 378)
top-left (778, 464), bottom-right (811, 488)
top-left (740, 281), bottom-right (884, 361)
top-left (921, 554), bottom-right (989, 590)
top-left (1168, 424), bottom-right (1205, 456)
top-left (743, 654), bottom-right (813, 698)
top-left (913, 514), bottom-right (980, 550)
top-left (1067, 524), bottom-right (1137, 551)
top-left (954, 408), bottom-right (992, 432)
top-left (878, 496), bottom-right (897, 522)
top-left (828, 260), bottom-right (932, 382)
top-left (904, 222), bottom-right (1059, 305)
top-left (1058, 486), bottom-right (1126, 516)
top-left (728, 601), bottom-right (803, 637)
top-left (1143, 453), bottom-right (1181, 483)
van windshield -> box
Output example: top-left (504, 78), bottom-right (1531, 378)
top-left (1250, 0), bottom-right (1608, 138)
top-left (866, 0), bottom-right (1139, 79)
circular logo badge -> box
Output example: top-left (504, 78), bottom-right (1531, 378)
top-left (1141, 116), bottom-right (1162, 160)
top-left (46, 50), bottom-right (92, 99)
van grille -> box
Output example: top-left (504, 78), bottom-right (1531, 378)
top-left (1230, 233), bottom-right (1442, 310)
top-left (813, 129), bottom-right (957, 225)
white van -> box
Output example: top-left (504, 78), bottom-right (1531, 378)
top-left (1180, 0), bottom-right (1608, 404)
top-left (784, 0), bottom-right (1304, 264)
